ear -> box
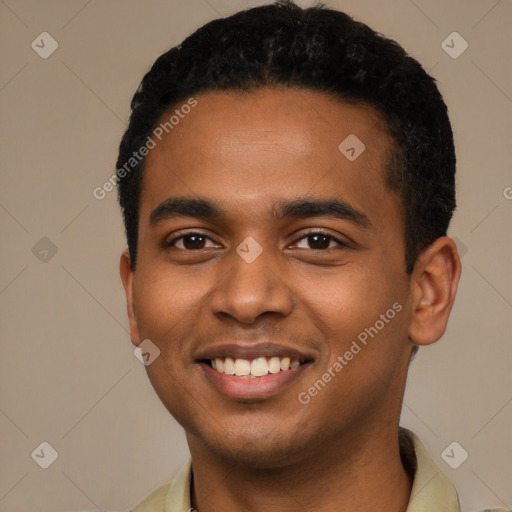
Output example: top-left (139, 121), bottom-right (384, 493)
top-left (120, 250), bottom-right (142, 347)
top-left (408, 237), bottom-right (461, 346)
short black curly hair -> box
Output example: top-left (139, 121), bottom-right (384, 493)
top-left (116, 0), bottom-right (456, 273)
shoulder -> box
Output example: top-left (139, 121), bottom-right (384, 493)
top-left (129, 482), bottom-right (170, 512)
top-left (400, 428), bottom-right (510, 512)
top-left (129, 458), bottom-right (193, 512)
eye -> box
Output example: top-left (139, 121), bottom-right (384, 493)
top-left (292, 231), bottom-right (347, 250)
top-left (164, 230), bottom-right (349, 252)
top-left (165, 231), bottom-right (219, 250)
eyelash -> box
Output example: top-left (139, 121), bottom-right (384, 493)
top-left (164, 230), bottom-right (348, 251)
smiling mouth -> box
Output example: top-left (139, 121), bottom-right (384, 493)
top-left (199, 356), bottom-right (310, 378)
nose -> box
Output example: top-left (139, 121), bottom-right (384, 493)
top-left (210, 241), bottom-right (294, 324)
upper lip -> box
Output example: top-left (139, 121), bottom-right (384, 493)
top-left (194, 342), bottom-right (315, 362)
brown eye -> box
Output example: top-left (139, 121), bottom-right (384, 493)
top-left (167, 232), bottom-right (218, 250)
top-left (294, 231), bottom-right (346, 250)
top-left (306, 234), bottom-right (331, 249)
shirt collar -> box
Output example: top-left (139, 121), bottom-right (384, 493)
top-left (402, 428), bottom-right (460, 511)
top-left (160, 428), bottom-right (460, 512)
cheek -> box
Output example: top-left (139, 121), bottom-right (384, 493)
top-left (317, 265), bottom-right (397, 320)
top-left (305, 273), bottom-right (409, 415)
top-left (133, 264), bottom-right (204, 341)
top-left (306, 263), bottom-right (408, 358)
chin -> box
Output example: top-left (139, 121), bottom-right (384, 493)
top-left (193, 420), bottom-right (317, 469)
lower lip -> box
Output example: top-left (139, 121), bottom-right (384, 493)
top-left (199, 362), bottom-right (311, 401)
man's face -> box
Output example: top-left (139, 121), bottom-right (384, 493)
top-left (124, 88), bottom-right (416, 466)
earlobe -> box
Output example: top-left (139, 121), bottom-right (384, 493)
top-left (408, 237), bottom-right (461, 346)
top-left (120, 250), bottom-right (142, 347)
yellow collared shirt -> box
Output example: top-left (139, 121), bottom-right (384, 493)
top-left (130, 428), bottom-right (508, 512)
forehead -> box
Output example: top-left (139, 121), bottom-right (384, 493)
top-left (140, 87), bottom-right (398, 227)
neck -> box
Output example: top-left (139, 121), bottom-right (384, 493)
top-left (188, 426), bottom-right (412, 512)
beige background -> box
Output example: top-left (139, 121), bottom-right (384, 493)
top-left (0, 0), bottom-right (511, 511)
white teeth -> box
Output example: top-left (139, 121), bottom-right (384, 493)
top-left (209, 356), bottom-right (304, 377)
top-left (251, 357), bottom-right (269, 377)
top-left (268, 357), bottom-right (281, 374)
top-left (214, 358), bottom-right (224, 373)
top-left (223, 357), bottom-right (235, 375)
top-left (280, 357), bottom-right (290, 371)
top-left (234, 358), bottom-right (251, 376)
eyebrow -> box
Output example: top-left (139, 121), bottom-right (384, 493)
top-left (149, 196), bottom-right (371, 229)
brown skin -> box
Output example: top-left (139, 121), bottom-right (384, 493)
top-left (120, 88), bottom-right (461, 512)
